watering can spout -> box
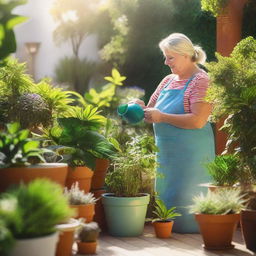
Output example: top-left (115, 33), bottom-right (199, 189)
top-left (117, 103), bottom-right (144, 124)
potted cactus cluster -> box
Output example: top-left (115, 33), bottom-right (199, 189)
top-left (76, 222), bottom-right (101, 255)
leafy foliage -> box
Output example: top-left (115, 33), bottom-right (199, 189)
top-left (152, 198), bottom-right (181, 222)
top-left (0, 179), bottom-right (74, 239)
top-left (206, 154), bottom-right (240, 186)
top-left (206, 37), bottom-right (256, 185)
top-left (0, 58), bottom-right (75, 129)
top-left (201, 0), bottom-right (228, 17)
top-left (0, 123), bottom-right (46, 168)
top-left (105, 133), bottom-right (158, 197)
top-left (84, 68), bottom-right (126, 114)
top-left (189, 189), bottom-right (246, 215)
top-left (0, 0), bottom-right (27, 61)
top-left (42, 106), bottom-right (117, 169)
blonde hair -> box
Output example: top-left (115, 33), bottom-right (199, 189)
top-left (159, 33), bottom-right (206, 65)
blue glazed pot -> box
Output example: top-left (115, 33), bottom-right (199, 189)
top-left (117, 103), bottom-right (144, 124)
top-left (102, 193), bottom-right (150, 237)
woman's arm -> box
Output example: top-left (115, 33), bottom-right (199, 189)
top-left (144, 102), bottom-right (212, 129)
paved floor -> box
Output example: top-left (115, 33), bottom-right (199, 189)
top-left (73, 224), bottom-right (255, 256)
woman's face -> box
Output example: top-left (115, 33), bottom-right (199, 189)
top-left (163, 50), bottom-right (190, 76)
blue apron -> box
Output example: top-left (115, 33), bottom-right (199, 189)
top-left (153, 76), bottom-right (215, 233)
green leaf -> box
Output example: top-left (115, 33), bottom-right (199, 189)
top-left (23, 141), bottom-right (40, 153)
top-left (7, 123), bottom-right (20, 134)
top-left (6, 16), bottom-right (28, 30)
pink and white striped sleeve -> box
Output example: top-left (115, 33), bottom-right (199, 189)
top-left (189, 72), bottom-right (210, 104)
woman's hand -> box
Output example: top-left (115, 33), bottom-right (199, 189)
top-left (129, 99), bottom-right (146, 109)
top-left (144, 108), bottom-right (163, 123)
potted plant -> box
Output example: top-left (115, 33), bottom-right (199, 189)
top-left (0, 122), bottom-right (68, 192)
top-left (102, 133), bottom-right (158, 237)
top-left (55, 218), bottom-right (82, 256)
top-left (76, 221), bottom-right (101, 255)
top-left (189, 188), bottom-right (246, 250)
top-left (206, 36), bottom-right (256, 251)
top-left (42, 105), bottom-right (117, 193)
top-left (151, 198), bottom-right (181, 239)
top-left (0, 179), bottom-right (74, 256)
top-left (200, 154), bottom-right (240, 192)
top-left (64, 182), bottom-right (97, 222)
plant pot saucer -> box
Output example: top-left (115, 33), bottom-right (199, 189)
top-left (56, 218), bottom-right (81, 232)
top-left (202, 244), bottom-right (235, 250)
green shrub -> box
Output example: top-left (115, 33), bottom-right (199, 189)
top-left (0, 58), bottom-right (75, 129)
top-left (0, 179), bottom-right (74, 240)
top-left (105, 133), bottom-right (158, 197)
top-left (201, 0), bottom-right (228, 17)
top-left (206, 36), bottom-right (256, 185)
top-left (54, 56), bottom-right (97, 94)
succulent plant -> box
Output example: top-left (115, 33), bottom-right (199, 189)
top-left (78, 221), bottom-right (101, 242)
top-left (64, 182), bottom-right (97, 205)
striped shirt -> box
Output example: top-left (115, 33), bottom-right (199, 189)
top-left (148, 70), bottom-right (210, 113)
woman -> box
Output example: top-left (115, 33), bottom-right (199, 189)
top-left (134, 33), bottom-right (215, 233)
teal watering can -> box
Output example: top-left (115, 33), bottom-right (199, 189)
top-left (117, 103), bottom-right (144, 124)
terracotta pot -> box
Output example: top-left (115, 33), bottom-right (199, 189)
top-left (195, 213), bottom-right (240, 250)
top-left (70, 204), bottom-right (95, 222)
top-left (241, 210), bottom-right (256, 252)
top-left (217, 0), bottom-right (248, 57)
top-left (0, 163), bottom-right (68, 193)
top-left (55, 219), bottom-right (80, 256)
top-left (77, 241), bottom-right (97, 254)
top-left (153, 221), bottom-right (174, 238)
top-left (91, 159), bottom-right (109, 190)
top-left (91, 189), bottom-right (107, 231)
top-left (66, 166), bottom-right (93, 193)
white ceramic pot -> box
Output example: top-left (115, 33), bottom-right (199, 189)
top-left (10, 232), bottom-right (59, 256)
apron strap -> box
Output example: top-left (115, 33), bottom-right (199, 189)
top-left (183, 75), bottom-right (195, 92)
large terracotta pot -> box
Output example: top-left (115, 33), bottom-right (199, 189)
top-left (153, 221), bottom-right (174, 239)
top-left (217, 0), bottom-right (248, 57)
top-left (0, 163), bottom-right (68, 192)
top-left (91, 158), bottom-right (109, 190)
top-left (241, 210), bottom-right (256, 252)
top-left (70, 204), bottom-right (95, 223)
top-left (195, 213), bottom-right (240, 250)
top-left (66, 166), bottom-right (93, 193)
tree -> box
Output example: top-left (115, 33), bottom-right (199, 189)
top-left (51, 0), bottom-right (103, 93)
top-left (51, 0), bottom-right (100, 57)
